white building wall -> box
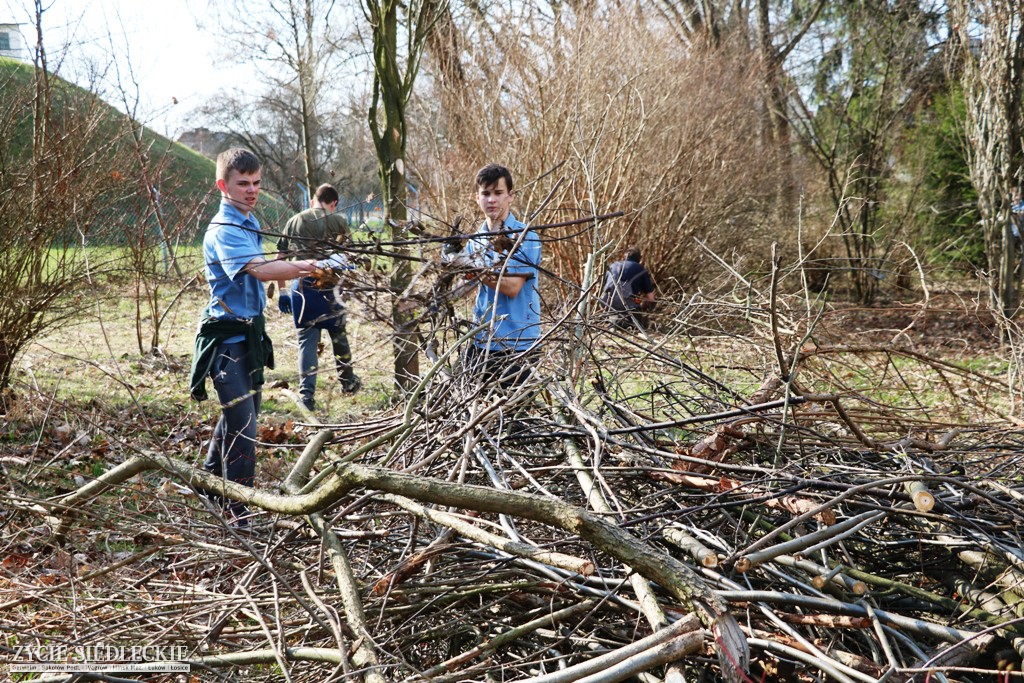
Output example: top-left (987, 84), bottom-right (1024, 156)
top-left (0, 23), bottom-right (27, 61)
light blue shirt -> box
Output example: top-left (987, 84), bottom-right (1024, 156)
top-left (202, 201), bottom-right (266, 341)
top-left (466, 213), bottom-right (542, 351)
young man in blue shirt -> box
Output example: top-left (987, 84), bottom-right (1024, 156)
top-left (463, 164), bottom-right (542, 388)
top-left (189, 148), bottom-right (331, 528)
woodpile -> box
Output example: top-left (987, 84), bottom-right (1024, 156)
top-left (6, 270), bottom-right (1024, 683)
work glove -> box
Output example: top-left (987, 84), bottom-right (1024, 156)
top-left (277, 291), bottom-right (293, 314)
top-left (317, 253), bottom-right (354, 271)
top-left (444, 251), bottom-right (489, 271)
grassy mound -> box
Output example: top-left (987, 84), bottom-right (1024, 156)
top-left (0, 56), bottom-right (292, 245)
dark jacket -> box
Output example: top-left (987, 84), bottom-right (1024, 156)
top-left (278, 278), bottom-right (344, 333)
top-left (189, 315), bottom-right (274, 401)
top-left (601, 260), bottom-right (654, 312)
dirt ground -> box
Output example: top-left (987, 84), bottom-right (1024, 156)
top-left (814, 292), bottom-right (1004, 354)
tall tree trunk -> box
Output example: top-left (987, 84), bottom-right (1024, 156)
top-left (755, 0), bottom-right (826, 227)
top-left (31, 0), bottom-right (49, 210)
top-left (755, 0), bottom-right (791, 223)
top-left (296, 0), bottom-right (319, 198)
top-left (368, 0), bottom-right (420, 392)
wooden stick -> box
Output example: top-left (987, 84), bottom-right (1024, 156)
top-left (905, 480), bottom-right (936, 512)
top-left (413, 600), bottom-right (602, 681)
top-left (736, 511), bottom-right (885, 572)
top-left (525, 614), bottom-right (703, 683)
top-left (663, 526), bottom-right (719, 568)
top-left (381, 493), bottom-right (595, 576)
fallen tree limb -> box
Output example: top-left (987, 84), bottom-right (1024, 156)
top-left (44, 451), bottom-right (750, 679)
top-left (735, 510), bottom-right (886, 572)
top-left (411, 599), bottom-right (603, 682)
top-left (280, 433), bottom-right (385, 683)
top-left (717, 590), bottom-right (984, 644)
top-left (380, 493), bottom-right (596, 576)
top-left (560, 409), bottom-right (692, 682)
top-left (531, 627), bottom-right (704, 683)
top-left (747, 637), bottom-right (867, 683)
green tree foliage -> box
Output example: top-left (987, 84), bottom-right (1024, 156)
top-left (902, 85), bottom-right (982, 268)
top-left (793, 0), bottom-right (944, 304)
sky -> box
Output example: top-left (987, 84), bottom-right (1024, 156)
top-left (3, 0), bottom-right (244, 138)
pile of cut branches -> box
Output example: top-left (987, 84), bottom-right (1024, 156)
top-left (3, 270), bottom-right (1024, 683)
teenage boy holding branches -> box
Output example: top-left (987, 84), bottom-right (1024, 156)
top-left (189, 148), bottom-right (342, 527)
top-left (461, 164), bottom-right (542, 387)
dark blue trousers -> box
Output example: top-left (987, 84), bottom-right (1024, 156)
top-left (203, 341), bottom-right (261, 516)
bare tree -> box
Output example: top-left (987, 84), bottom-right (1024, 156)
top-left (105, 34), bottom-right (205, 356)
top-left (0, 1), bottom-right (136, 389)
top-left (651, 0), bottom-right (725, 47)
top-left (790, 0), bottom-right (942, 305)
top-left (755, 0), bottom-right (826, 221)
top-left (364, 0), bottom-right (446, 391)
top-left (951, 1), bottom-right (1024, 320)
top-left (209, 0), bottom-right (341, 203)
top-left (414, 4), bottom-right (785, 295)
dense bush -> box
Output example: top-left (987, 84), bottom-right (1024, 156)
top-left (412, 11), bottom-right (790, 299)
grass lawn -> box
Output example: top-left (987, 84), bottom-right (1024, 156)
top-left (9, 281), bottom-right (401, 466)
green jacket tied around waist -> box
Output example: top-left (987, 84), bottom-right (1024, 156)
top-left (189, 315), bottom-right (274, 402)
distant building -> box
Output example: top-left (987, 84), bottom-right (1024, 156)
top-left (176, 127), bottom-right (232, 159)
top-left (0, 23), bottom-right (27, 61)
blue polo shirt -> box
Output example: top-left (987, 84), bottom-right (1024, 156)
top-left (202, 201), bottom-right (266, 341)
top-left (466, 213), bottom-right (542, 352)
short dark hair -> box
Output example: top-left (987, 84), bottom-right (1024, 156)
top-left (216, 148), bottom-right (261, 181)
top-left (314, 183), bottom-right (339, 206)
top-left (476, 164), bottom-right (514, 192)
top-left (625, 247), bottom-right (642, 262)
